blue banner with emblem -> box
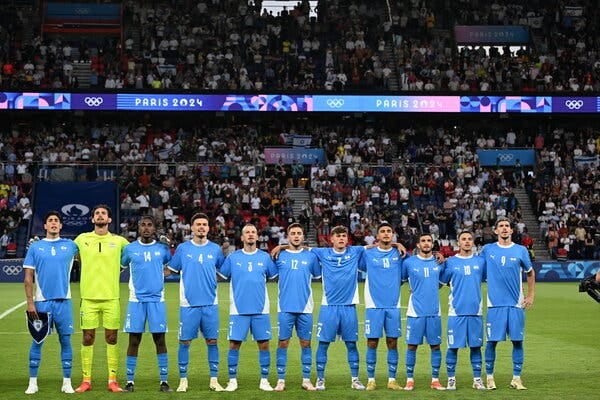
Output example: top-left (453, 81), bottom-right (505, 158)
top-left (31, 182), bottom-right (119, 238)
top-left (476, 149), bottom-right (536, 166)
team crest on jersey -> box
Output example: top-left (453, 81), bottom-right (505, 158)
top-left (154, 251), bottom-right (161, 256)
top-left (61, 246), bottom-right (67, 251)
top-left (301, 260), bottom-right (307, 265)
top-left (510, 257), bottom-right (517, 261)
top-left (207, 254), bottom-right (213, 259)
top-left (109, 243), bottom-right (116, 248)
top-left (257, 262), bottom-right (264, 266)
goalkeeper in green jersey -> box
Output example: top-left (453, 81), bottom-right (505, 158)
top-left (74, 205), bottom-right (129, 393)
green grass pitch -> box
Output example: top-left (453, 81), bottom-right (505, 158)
top-left (0, 282), bottom-right (597, 400)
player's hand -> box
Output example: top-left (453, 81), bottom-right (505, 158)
top-left (26, 306), bottom-right (39, 321)
top-left (270, 245), bottom-right (282, 260)
top-left (27, 236), bottom-right (40, 247)
top-left (393, 242), bottom-right (407, 257)
top-left (522, 295), bottom-right (534, 309)
top-left (158, 235), bottom-right (171, 245)
top-left (434, 252), bottom-right (446, 264)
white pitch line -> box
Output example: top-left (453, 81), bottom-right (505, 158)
top-left (0, 301), bottom-right (26, 319)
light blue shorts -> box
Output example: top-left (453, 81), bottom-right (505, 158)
top-left (124, 301), bottom-right (168, 333)
top-left (278, 312), bottom-right (313, 341)
top-left (316, 305), bottom-right (358, 343)
top-left (179, 305), bottom-right (219, 340)
top-left (228, 314), bottom-right (272, 341)
top-left (406, 316), bottom-right (442, 346)
top-left (447, 315), bottom-right (484, 348)
top-left (486, 307), bottom-right (525, 342)
top-left (36, 299), bottom-right (74, 335)
top-left (364, 308), bottom-right (402, 339)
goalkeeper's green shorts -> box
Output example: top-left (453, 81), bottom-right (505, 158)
top-left (80, 298), bottom-right (121, 330)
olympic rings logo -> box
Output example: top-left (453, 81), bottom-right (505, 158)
top-left (564, 100), bottom-right (584, 110)
top-left (326, 99), bottom-right (344, 108)
top-left (497, 154), bottom-right (514, 162)
top-left (3, 265), bottom-right (22, 275)
top-left (84, 97), bottom-right (104, 107)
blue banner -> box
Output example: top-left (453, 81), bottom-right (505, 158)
top-left (46, 3), bottom-right (121, 20)
top-left (476, 149), bottom-right (536, 166)
top-left (264, 148), bottom-right (326, 165)
top-left (534, 261), bottom-right (599, 282)
top-left (455, 25), bottom-right (530, 44)
top-left (2, 92), bottom-right (600, 113)
top-left (0, 259), bottom-right (25, 283)
top-left (31, 182), bottom-right (119, 237)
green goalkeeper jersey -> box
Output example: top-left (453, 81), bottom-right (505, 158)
top-left (75, 231), bottom-right (129, 300)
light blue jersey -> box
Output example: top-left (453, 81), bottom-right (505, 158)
top-left (23, 238), bottom-right (78, 301)
top-left (168, 240), bottom-right (224, 307)
top-left (441, 254), bottom-right (485, 316)
top-left (121, 240), bottom-right (171, 302)
top-left (481, 243), bottom-right (532, 308)
top-left (362, 246), bottom-right (403, 309)
top-left (311, 246), bottom-right (365, 305)
top-left (219, 249), bottom-right (277, 315)
top-left (274, 249), bottom-right (321, 313)
top-left (402, 255), bottom-right (444, 317)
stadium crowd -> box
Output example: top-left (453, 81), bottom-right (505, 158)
top-left (0, 0), bottom-right (598, 260)
top-left (0, 113), bottom-right (598, 261)
top-left (0, 0), bottom-right (599, 91)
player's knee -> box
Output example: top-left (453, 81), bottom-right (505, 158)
top-left (82, 330), bottom-right (95, 345)
top-left (105, 330), bottom-right (118, 345)
top-left (204, 338), bottom-right (217, 346)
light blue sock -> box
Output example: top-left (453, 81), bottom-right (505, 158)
top-left (59, 334), bottom-right (72, 378)
top-left (301, 347), bottom-right (312, 379)
top-left (406, 348), bottom-right (416, 378)
top-left (446, 348), bottom-right (457, 377)
top-left (276, 347), bottom-right (287, 379)
top-left (126, 356), bottom-right (137, 382)
top-left (485, 341), bottom-right (497, 375)
top-left (470, 347), bottom-right (482, 378)
top-left (228, 349), bottom-right (239, 379)
top-left (346, 342), bottom-right (359, 378)
top-left (316, 342), bottom-right (329, 380)
top-left (431, 348), bottom-right (442, 379)
top-left (207, 343), bottom-right (219, 378)
top-left (366, 347), bottom-right (377, 378)
top-left (157, 352), bottom-right (168, 382)
top-left (178, 343), bottom-right (190, 378)
top-left (259, 350), bottom-right (270, 379)
top-left (387, 348), bottom-right (398, 379)
top-left (29, 341), bottom-right (43, 378)
top-left (512, 341), bottom-right (524, 376)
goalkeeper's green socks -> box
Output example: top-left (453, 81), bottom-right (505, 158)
top-left (107, 343), bottom-right (119, 382)
top-left (81, 344), bottom-right (94, 382)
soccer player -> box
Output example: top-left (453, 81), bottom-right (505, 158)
top-left (120, 216), bottom-right (172, 392)
top-left (219, 224), bottom-right (277, 392)
top-left (272, 223), bottom-right (321, 392)
top-left (440, 231), bottom-right (487, 390)
top-left (74, 204), bottom-right (129, 393)
top-left (23, 211), bottom-right (79, 394)
top-left (402, 233), bottom-right (446, 391)
top-left (311, 225), bottom-right (366, 391)
top-left (362, 222), bottom-right (404, 391)
top-left (166, 213), bottom-right (226, 392)
top-left (481, 217), bottom-right (535, 391)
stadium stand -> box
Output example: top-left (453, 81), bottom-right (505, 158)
top-left (0, 1), bottom-right (598, 261)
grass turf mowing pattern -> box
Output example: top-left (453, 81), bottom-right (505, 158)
top-left (0, 282), bottom-right (597, 400)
